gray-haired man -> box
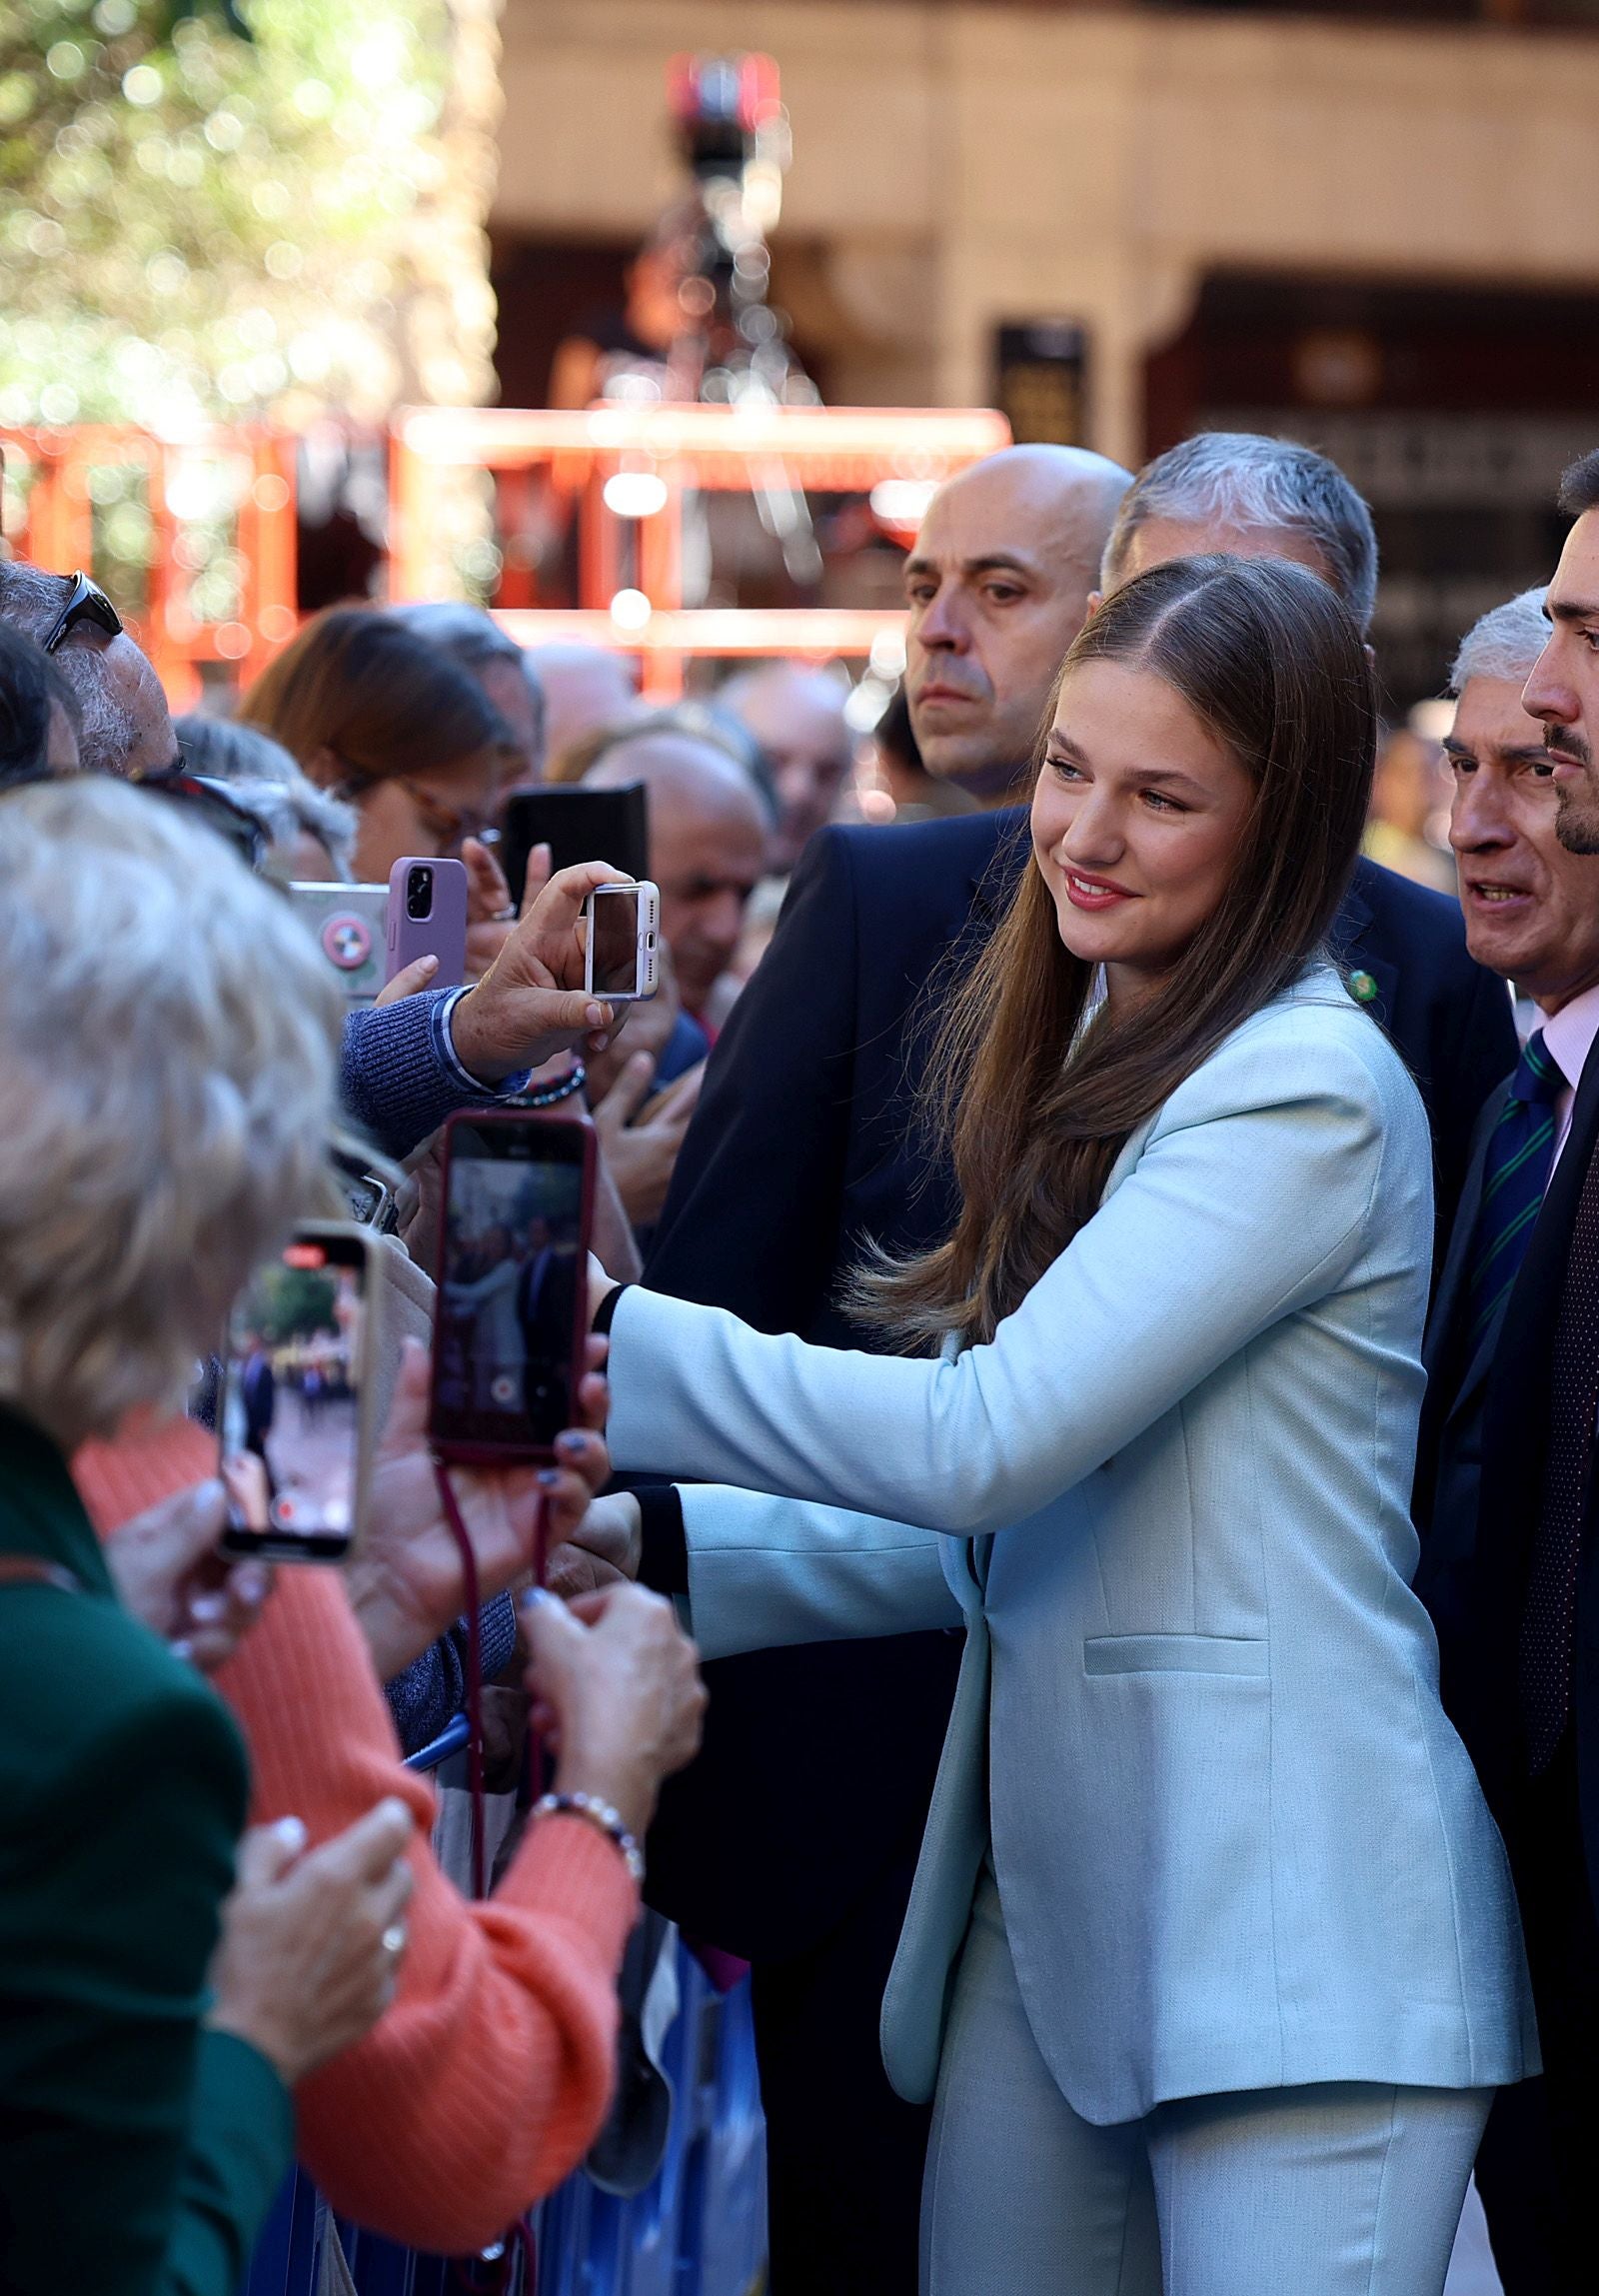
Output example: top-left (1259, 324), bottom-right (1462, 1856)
top-left (387, 600), bottom-right (546, 783)
top-left (1098, 431), bottom-right (1380, 626)
top-left (1412, 583), bottom-right (1599, 2294)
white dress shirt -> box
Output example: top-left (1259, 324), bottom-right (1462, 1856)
top-left (1539, 977), bottom-right (1599, 1169)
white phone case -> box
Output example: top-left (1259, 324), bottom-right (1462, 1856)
top-left (584, 880), bottom-right (661, 1002)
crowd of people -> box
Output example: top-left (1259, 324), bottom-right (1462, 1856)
top-left (2, 423), bottom-right (1598, 2295)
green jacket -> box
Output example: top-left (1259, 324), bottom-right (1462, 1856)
top-left (0, 1405), bottom-right (293, 2294)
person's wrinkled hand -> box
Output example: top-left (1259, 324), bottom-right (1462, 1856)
top-left (546, 1490), bottom-right (640, 1601)
top-left (462, 836), bottom-right (517, 984)
top-left (206, 1799), bottom-right (415, 2086)
top-left (396, 1135), bottom-right (446, 1271)
top-left (342, 1334), bottom-right (614, 1681)
top-left (592, 1057), bottom-right (705, 1228)
top-left (448, 861), bottom-right (630, 1085)
top-left (584, 936), bottom-right (684, 1108)
top-left (522, 1581), bottom-right (706, 1841)
top-left (102, 1475), bottom-right (274, 1673)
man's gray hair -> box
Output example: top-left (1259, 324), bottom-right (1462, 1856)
top-left (174, 714), bottom-right (359, 876)
top-left (387, 602), bottom-right (545, 760)
top-left (0, 560), bottom-right (133, 774)
top-left (1449, 588), bottom-right (1549, 696)
top-left (1101, 433), bottom-right (1380, 634)
top-left (0, 777), bottom-right (342, 1443)
top-left (387, 601), bottom-right (523, 671)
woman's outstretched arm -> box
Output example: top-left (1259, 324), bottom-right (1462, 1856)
top-left (607, 1013), bottom-right (1424, 1537)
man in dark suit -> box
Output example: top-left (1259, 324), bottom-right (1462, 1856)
top-left (1412, 585), bottom-right (1599, 2288)
top-left (643, 437), bottom-right (1516, 2294)
top-left (1434, 457), bottom-right (1599, 2292)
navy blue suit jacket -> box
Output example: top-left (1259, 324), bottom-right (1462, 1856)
top-left (642, 808), bottom-right (1516, 1960)
top-left (1446, 1037), bottom-right (1599, 1899)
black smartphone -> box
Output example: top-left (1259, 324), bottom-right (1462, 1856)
top-left (500, 784), bottom-right (650, 907)
top-left (218, 1223), bottom-right (376, 1562)
top-left (430, 1111), bottom-right (598, 1462)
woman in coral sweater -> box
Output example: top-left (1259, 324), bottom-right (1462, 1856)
top-left (80, 1337), bottom-right (705, 2256)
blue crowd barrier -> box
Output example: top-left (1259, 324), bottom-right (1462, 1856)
top-left (405, 1713), bottom-right (474, 1773)
top-left (242, 1722), bottom-right (768, 2296)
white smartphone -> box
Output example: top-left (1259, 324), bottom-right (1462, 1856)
top-left (583, 879), bottom-right (661, 1003)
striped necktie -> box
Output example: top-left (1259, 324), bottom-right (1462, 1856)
top-left (1464, 1029), bottom-right (1562, 1351)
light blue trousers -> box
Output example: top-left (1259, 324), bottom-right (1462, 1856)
top-left (920, 1876), bottom-right (1492, 2296)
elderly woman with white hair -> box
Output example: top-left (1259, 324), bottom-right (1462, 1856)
top-left (0, 779), bottom-right (707, 2284)
top-left (0, 777), bottom-right (421, 2293)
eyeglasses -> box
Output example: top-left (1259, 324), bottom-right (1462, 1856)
top-left (39, 570), bottom-right (123, 657)
top-left (134, 761), bottom-right (271, 872)
top-left (331, 758), bottom-right (500, 857)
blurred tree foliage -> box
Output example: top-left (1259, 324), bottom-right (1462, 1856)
top-left (0, 0), bottom-right (500, 434)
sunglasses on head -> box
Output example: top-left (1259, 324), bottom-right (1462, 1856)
top-left (134, 760), bottom-right (271, 872)
top-left (39, 570), bottom-right (123, 657)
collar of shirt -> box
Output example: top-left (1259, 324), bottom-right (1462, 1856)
top-left (1537, 975), bottom-right (1599, 1166)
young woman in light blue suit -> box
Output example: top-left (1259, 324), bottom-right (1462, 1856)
top-left (578, 558), bottom-right (1536, 2294)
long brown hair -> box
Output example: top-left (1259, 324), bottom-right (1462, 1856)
top-left (238, 606), bottom-right (515, 793)
top-left (854, 554), bottom-right (1376, 1350)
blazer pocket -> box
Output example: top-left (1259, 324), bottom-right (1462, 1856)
top-left (1083, 1633), bottom-right (1268, 1678)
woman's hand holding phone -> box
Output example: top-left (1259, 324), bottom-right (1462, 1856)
top-left (103, 1475), bottom-right (274, 1673)
top-left (448, 861), bottom-right (632, 1086)
top-left (343, 1335), bottom-right (614, 1682)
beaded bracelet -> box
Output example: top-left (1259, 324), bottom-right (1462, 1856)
top-left (506, 1059), bottom-right (587, 1111)
top-left (531, 1790), bottom-right (645, 1885)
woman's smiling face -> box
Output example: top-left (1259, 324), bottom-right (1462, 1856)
top-left (1031, 657), bottom-right (1256, 1014)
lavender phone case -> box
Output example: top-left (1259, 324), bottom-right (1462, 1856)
top-left (386, 856), bottom-right (469, 989)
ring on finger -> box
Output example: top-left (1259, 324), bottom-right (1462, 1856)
top-left (382, 1921), bottom-right (408, 1958)
top-left (491, 904), bottom-right (516, 922)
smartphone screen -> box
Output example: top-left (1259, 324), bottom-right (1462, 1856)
top-left (432, 1116), bottom-right (593, 1456)
top-left (589, 884), bottom-right (644, 999)
top-left (219, 1229), bottom-right (370, 1560)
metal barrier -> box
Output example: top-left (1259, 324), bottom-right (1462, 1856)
top-left (240, 1723), bottom-right (767, 2296)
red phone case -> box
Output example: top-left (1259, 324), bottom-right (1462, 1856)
top-left (429, 1109), bottom-right (598, 1464)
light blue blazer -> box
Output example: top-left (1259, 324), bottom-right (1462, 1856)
top-left (608, 967), bottom-right (1537, 2123)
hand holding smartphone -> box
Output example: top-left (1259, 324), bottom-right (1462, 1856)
top-left (219, 1223), bottom-right (378, 1563)
top-left (429, 1111), bottom-right (598, 1462)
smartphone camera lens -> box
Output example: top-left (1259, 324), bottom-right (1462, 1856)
top-left (406, 866), bottom-right (433, 921)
